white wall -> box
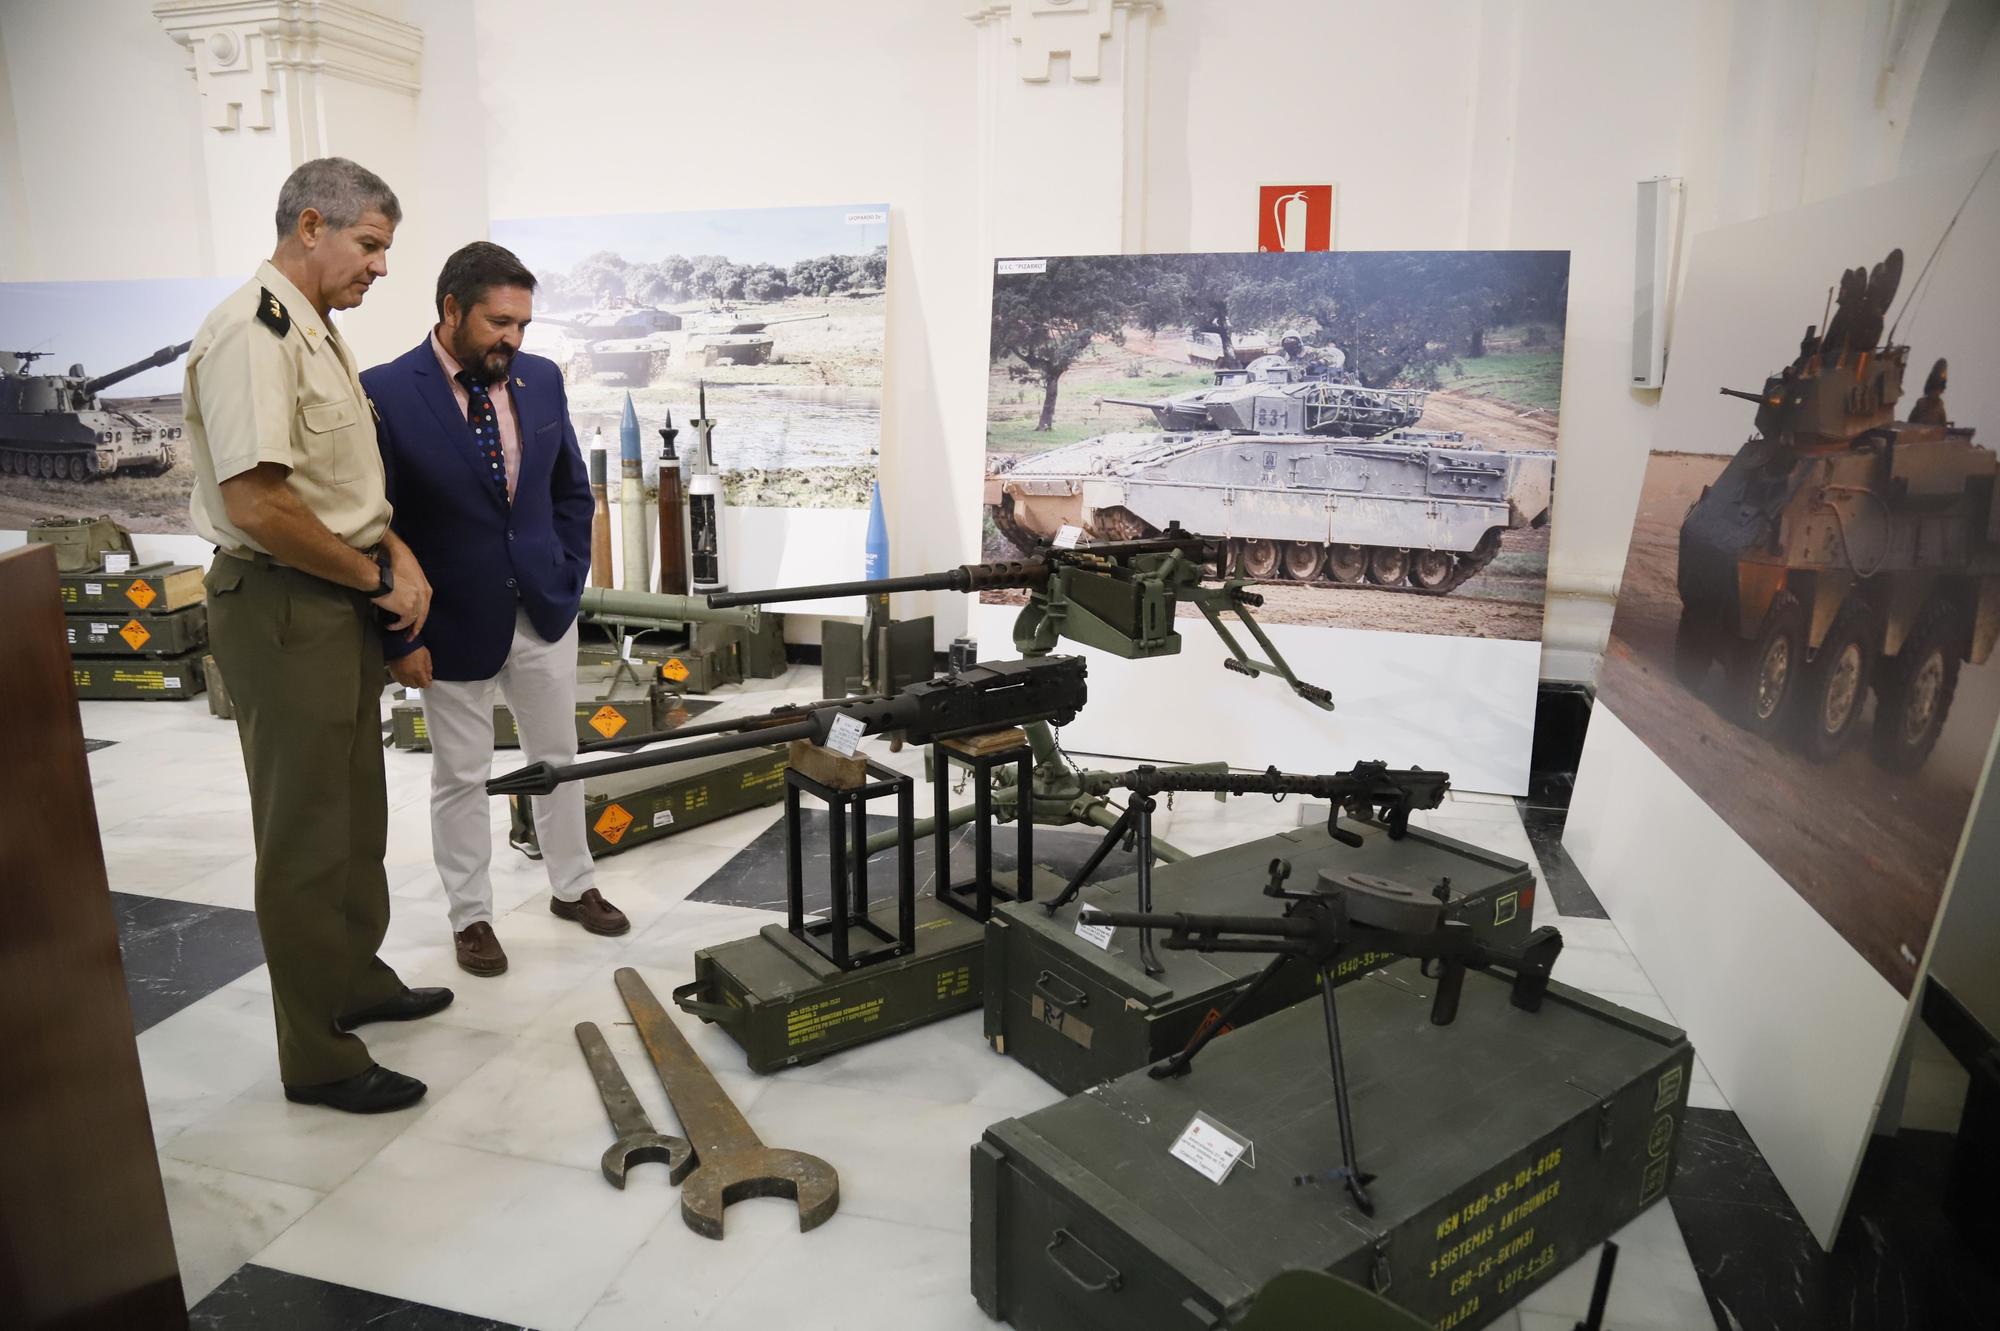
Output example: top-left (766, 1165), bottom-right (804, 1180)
top-left (6, 0), bottom-right (1998, 671)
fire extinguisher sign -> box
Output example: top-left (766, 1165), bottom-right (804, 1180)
top-left (1257, 184), bottom-right (1335, 252)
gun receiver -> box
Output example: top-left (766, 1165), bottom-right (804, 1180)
top-left (1081, 760), bottom-right (1449, 844)
top-left (487, 656), bottom-right (1087, 797)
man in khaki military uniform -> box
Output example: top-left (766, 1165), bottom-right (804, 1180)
top-left (188, 157), bottom-right (452, 1114)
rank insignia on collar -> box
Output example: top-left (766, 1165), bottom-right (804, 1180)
top-left (255, 287), bottom-right (292, 337)
top-left (515, 377), bottom-right (525, 388)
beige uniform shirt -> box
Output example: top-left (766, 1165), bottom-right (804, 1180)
top-left (185, 260), bottom-right (391, 554)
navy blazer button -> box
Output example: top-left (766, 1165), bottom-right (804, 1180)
top-left (506, 578), bottom-right (517, 588)
top-left (507, 530), bottom-right (515, 540)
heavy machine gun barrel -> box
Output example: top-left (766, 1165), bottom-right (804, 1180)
top-left (1081, 760), bottom-right (1448, 844)
top-left (85, 340), bottom-right (192, 397)
top-left (580, 585), bottom-right (761, 630)
top-left (487, 656), bottom-right (1087, 797)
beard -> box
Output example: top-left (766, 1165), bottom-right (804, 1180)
top-left (452, 331), bottom-right (515, 385)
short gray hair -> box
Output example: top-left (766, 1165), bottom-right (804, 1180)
top-left (273, 157), bottom-right (402, 240)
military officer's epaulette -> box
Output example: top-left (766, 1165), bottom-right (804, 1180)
top-left (255, 287), bottom-right (292, 337)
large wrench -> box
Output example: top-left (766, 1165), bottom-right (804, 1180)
top-left (615, 967), bottom-right (839, 1238)
top-left (575, 1021), bottom-right (694, 1189)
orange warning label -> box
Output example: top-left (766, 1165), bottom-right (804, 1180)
top-left (588, 705), bottom-right (628, 738)
top-left (660, 657), bottom-right (691, 683)
top-left (593, 802), bottom-right (634, 844)
top-left (124, 579), bottom-right (157, 609)
top-left (119, 619), bottom-right (152, 650)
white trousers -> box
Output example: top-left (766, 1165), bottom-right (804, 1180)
top-left (424, 609), bottom-right (593, 932)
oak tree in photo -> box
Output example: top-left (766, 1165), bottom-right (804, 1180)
top-left (990, 258), bottom-right (1132, 431)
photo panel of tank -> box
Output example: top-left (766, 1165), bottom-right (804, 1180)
top-left (1597, 157), bottom-right (2000, 996)
top-left (0, 276), bottom-right (238, 532)
top-left (492, 204), bottom-right (888, 513)
top-left (982, 250), bottom-right (1569, 641)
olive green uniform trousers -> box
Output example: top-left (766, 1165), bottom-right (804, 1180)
top-left (206, 551), bottom-right (406, 1085)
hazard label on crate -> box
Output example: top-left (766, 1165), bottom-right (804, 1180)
top-left (660, 657), bottom-right (691, 683)
top-left (125, 579), bottom-right (157, 609)
top-left (593, 802), bottom-right (634, 844)
top-left (119, 619), bottom-right (152, 650)
top-left (588, 705), bottom-right (627, 738)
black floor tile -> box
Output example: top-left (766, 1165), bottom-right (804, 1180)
top-left (112, 891), bottom-right (265, 1032)
top-left (83, 737), bottom-right (117, 752)
top-left (1669, 1109), bottom-right (1996, 1331)
top-left (191, 1264), bottom-right (527, 1329)
top-left (1517, 802), bottom-right (1608, 919)
top-left (687, 809), bottom-right (1140, 914)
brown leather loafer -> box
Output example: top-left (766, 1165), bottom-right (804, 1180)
top-left (454, 921), bottom-right (508, 976)
top-left (550, 887), bottom-right (630, 937)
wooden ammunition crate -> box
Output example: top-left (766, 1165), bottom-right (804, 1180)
top-left (65, 605), bottom-right (207, 657)
top-left (973, 961), bottom-right (1694, 1331)
top-left (71, 651), bottom-right (205, 701)
top-left (58, 563), bottom-right (205, 614)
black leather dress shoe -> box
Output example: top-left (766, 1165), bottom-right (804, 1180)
top-left (283, 1064), bottom-right (427, 1114)
top-left (335, 986), bottom-right (455, 1031)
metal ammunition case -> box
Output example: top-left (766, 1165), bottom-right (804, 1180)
top-left (58, 563), bottom-right (205, 614)
top-left (70, 650), bottom-right (205, 700)
top-left (65, 605), bottom-right (207, 657)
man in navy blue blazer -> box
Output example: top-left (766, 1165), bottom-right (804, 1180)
top-left (362, 242), bottom-right (628, 977)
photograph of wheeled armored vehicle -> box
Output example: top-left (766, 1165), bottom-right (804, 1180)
top-left (986, 347), bottom-right (1556, 598)
top-left (1670, 249), bottom-right (1999, 773)
top-left (0, 341), bottom-right (190, 480)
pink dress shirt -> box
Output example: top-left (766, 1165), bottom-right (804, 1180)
top-left (431, 331), bottom-right (521, 501)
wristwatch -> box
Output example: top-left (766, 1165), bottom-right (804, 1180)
top-left (368, 547), bottom-right (395, 598)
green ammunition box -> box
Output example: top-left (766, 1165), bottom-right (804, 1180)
top-left (676, 892), bottom-right (991, 1074)
top-left (65, 605), bottom-right (207, 657)
top-left (577, 613), bottom-right (789, 694)
top-left (576, 746), bottom-right (789, 857)
top-left (389, 693), bottom-right (672, 752)
top-left (985, 820), bottom-right (1534, 1095)
top-left (972, 962), bottom-right (1694, 1331)
top-left (71, 651), bottom-right (205, 701)
top-left (58, 562), bottom-right (205, 614)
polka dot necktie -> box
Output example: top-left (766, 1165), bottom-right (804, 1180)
top-left (456, 370), bottom-right (510, 504)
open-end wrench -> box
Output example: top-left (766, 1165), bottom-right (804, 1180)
top-left (575, 1021), bottom-right (695, 1189)
top-left (614, 967), bottom-right (839, 1238)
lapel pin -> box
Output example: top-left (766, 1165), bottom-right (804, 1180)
top-left (515, 377), bottom-right (525, 388)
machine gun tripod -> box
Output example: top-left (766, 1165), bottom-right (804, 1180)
top-left (1083, 865), bottom-right (1563, 1215)
top-left (1044, 761), bottom-right (1450, 975)
top-left (706, 525), bottom-right (1335, 872)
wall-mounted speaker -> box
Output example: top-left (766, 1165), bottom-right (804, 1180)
top-left (1632, 176), bottom-right (1685, 390)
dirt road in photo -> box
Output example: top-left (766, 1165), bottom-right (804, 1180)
top-left (1598, 451), bottom-right (1995, 994)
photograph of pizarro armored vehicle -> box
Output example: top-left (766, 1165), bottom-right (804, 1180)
top-left (497, 203), bottom-right (888, 511)
top-left (0, 275), bottom-right (233, 532)
top-left (1601, 192), bottom-right (2000, 997)
top-left (982, 251), bottom-right (1567, 640)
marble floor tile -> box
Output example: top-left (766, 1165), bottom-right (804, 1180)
top-left (1517, 1202), bottom-right (1714, 1330)
top-left (159, 1157), bottom-right (323, 1306)
top-left (113, 891), bottom-right (266, 1032)
top-left (682, 1212), bottom-right (997, 1331)
top-left (163, 1018), bottom-right (510, 1192)
top-left (254, 1136), bottom-right (678, 1331)
top-left (395, 935), bottom-right (604, 1038)
top-left (734, 1078), bottom-right (1005, 1233)
top-left (576, 1203), bottom-right (794, 1331)
top-left (192, 1264), bottom-right (529, 1329)
top-left (776, 1007), bottom-right (1061, 1117)
top-left (1553, 943), bottom-right (1661, 1003)
top-left (138, 984), bottom-right (282, 1145)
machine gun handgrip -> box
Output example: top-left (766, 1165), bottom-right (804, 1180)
top-left (1429, 959), bottom-right (1466, 1026)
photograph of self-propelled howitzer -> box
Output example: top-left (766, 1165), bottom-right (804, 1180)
top-left (488, 529), bottom-right (1542, 1079)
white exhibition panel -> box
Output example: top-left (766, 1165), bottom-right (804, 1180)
top-left (974, 601), bottom-right (1540, 795)
top-left (1563, 706), bottom-right (1908, 1247)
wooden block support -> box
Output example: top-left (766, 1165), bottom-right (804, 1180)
top-left (939, 728), bottom-right (1030, 758)
top-left (788, 738), bottom-right (872, 790)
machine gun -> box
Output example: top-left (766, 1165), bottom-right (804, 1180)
top-left (487, 656), bottom-right (1087, 797)
top-left (1083, 863), bottom-right (1563, 1215)
top-left (1046, 761), bottom-right (1451, 975)
top-left (706, 524), bottom-right (1334, 866)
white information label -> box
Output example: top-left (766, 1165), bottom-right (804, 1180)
top-left (84, 582), bottom-right (103, 596)
top-left (652, 809), bottom-right (676, 829)
top-left (825, 713), bottom-right (866, 757)
top-left (1052, 523), bottom-right (1084, 549)
top-left (406, 687), bottom-right (423, 702)
top-left (845, 210), bottom-right (889, 226)
top-left (103, 553), bottom-right (132, 574)
top-left (1074, 917), bottom-right (1115, 950)
top-left (620, 633), bottom-right (638, 662)
top-left (92, 622), bottom-right (111, 635)
top-left (163, 676), bottom-right (182, 689)
top-left (1170, 1113), bottom-right (1255, 1184)
top-left (997, 258), bottom-right (1048, 275)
